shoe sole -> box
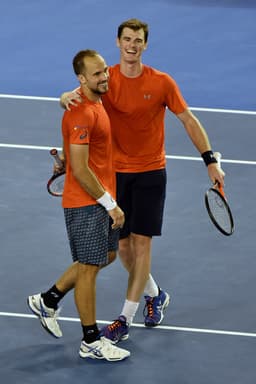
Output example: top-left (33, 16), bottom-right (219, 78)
top-left (79, 350), bottom-right (104, 360)
top-left (113, 333), bottom-right (129, 344)
top-left (79, 350), bottom-right (130, 361)
top-left (27, 297), bottom-right (62, 339)
top-left (144, 293), bottom-right (170, 327)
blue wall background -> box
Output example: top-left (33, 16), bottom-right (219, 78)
top-left (0, 0), bottom-right (255, 110)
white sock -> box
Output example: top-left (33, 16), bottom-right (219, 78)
top-left (120, 300), bottom-right (139, 325)
top-left (144, 274), bottom-right (159, 297)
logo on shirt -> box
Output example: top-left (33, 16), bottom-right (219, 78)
top-left (73, 125), bottom-right (88, 140)
top-left (144, 94), bottom-right (151, 100)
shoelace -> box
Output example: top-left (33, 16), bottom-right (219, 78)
top-left (108, 319), bottom-right (123, 332)
top-left (144, 299), bottom-right (154, 318)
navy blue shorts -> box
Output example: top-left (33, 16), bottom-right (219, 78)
top-left (64, 205), bottom-right (119, 265)
top-left (116, 169), bottom-right (167, 238)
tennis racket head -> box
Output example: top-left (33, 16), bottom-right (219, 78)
top-left (205, 187), bottom-right (234, 236)
top-left (47, 171), bottom-right (65, 197)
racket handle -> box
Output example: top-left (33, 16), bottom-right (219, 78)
top-left (213, 152), bottom-right (225, 198)
top-left (50, 148), bottom-right (64, 167)
top-left (218, 183), bottom-right (225, 198)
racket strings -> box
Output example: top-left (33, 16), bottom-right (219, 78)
top-left (48, 174), bottom-right (65, 196)
top-left (206, 189), bottom-right (233, 234)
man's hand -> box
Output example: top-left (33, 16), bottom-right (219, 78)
top-left (108, 206), bottom-right (125, 229)
top-left (208, 162), bottom-right (225, 187)
top-left (60, 91), bottom-right (82, 111)
top-left (53, 157), bottom-right (65, 174)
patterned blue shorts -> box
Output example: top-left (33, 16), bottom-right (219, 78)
top-left (64, 205), bottom-right (119, 265)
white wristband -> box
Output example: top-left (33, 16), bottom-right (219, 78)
top-left (97, 191), bottom-right (117, 211)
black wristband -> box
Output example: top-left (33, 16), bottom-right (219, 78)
top-left (201, 150), bottom-right (218, 166)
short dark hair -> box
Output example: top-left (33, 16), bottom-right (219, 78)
top-left (72, 49), bottom-right (99, 75)
top-left (117, 18), bottom-right (149, 43)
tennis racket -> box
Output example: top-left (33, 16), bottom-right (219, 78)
top-left (47, 148), bottom-right (65, 197)
top-left (204, 152), bottom-right (234, 236)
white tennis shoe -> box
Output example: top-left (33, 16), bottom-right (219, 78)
top-left (27, 293), bottom-right (62, 338)
top-left (79, 336), bottom-right (130, 361)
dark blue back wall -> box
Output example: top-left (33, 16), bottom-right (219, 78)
top-left (1, 0), bottom-right (255, 110)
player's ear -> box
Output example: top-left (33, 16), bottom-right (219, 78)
top-left (78, 74), bottom-right (86, 84)
top-left (116, 38), bottom-right (120, 48)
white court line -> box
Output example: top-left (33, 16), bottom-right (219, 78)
top-left (0, 93), bottom-right (256, 115)
top-left (0, 143), bottom-right (255, 165)
top-left (0, 94), bottom-right (58, 102)
top-left (0, 311), bottom-right (256, 338)
top-left (190, 106), bottom-right (256, 115)
top-left (165, 155), bottom-right (256, 166)
top-left (0, 143), bottom-right (62, 151)
top-left (0, 143), bottom-right (61, 151)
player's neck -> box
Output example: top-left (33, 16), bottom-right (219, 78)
top-left (81, 87), bottom-right (102, 103)
top-left (119, 59), bottom-right (143, 78)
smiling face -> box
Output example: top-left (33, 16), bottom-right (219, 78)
top-left (117, 27), bottom-right (147, 64)
top-left (78, 55), bottom-right (109, 97)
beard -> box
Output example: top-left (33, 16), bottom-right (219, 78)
top-left (91, 82), bottom-right (108, 95)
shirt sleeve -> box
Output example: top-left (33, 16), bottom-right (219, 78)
top-left (163, 74), bottom-right (188, 114)
top-left (66, 109), bottom-right (92, 145)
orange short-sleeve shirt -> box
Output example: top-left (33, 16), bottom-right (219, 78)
top-left (62, 93), bottom-right (115, 208)
top-left (102, 64), bottom-right (187, 172)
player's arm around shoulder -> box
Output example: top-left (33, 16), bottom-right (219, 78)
top-left (60, 88), bottom-right (82, 110)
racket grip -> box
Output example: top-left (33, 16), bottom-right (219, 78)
top-left (213, 152), bottom-right (226, 198)
top-left (218, 184), bottom-right (225, 198)
top-left (50, 148), bottom-right (64, 167)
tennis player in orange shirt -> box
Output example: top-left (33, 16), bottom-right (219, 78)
top-left (28, 49), bottom-right (130, 361)
top-left (61, 19), bottom-right (225, 343)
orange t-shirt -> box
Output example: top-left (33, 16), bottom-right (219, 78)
top-left (102, 64), bottom-right (187, 172)
top-left (62, 93), bottom-right (115, 208)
